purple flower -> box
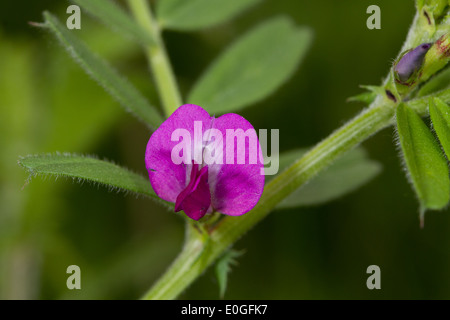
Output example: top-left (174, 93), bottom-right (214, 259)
top-left (145, 104), bottom-right (265, 220)
top-left (394, 43), bottom-right (431, 83)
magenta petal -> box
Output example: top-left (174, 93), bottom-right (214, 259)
top-left (209, 113), bottom-right (265, 216)
top-left (145, 104), bottom-right (212, 202)
top-left (175, 162), bottom-right (198, 212)
top-left (175, 165), bottom-right (211, 220)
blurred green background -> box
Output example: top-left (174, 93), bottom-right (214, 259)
top-left (1, 0), bottom-right (450, 299)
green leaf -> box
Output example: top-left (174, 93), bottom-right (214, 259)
top-left (406, 86), bottom-right (450, 117)
top-left (215, 249), bottom-right (243, 298)
top-left (187, 16), bottom-right (313, 114)
top-left (347, 91), bottom-right (377, 105)
top-left (156, 0), bottom-right (262, 31)
top-left (41, 12), bottom-right (163, 129)
top-left (73, 0), bottom-right (154, 45)
top-left (417, 67), bottom-right (450, 97)
top-left (347, 85), bottom-right (384, 105)
top-left (430, 97), bottom-right (450, 158)
top-left (18, 153), bottom-right (163, 202)
top-left (270, 147), bottom-right (382, 208)
top-left (396, 103), bottom-right (450, 221)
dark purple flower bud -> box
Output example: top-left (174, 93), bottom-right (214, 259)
top-left (394, 43), bottom-right (431, 83)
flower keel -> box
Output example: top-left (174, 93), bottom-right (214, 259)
top-left (175, 163), bottom-right (211, 220)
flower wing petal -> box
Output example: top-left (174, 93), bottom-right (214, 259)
top-left (210, 113), bottom-right (265, 215)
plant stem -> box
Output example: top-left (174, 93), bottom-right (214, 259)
top-left (142, 97), bottom-right (396, 300)
top-left (127, 0), bottom-right (182, 117)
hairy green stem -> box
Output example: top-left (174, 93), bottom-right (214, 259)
top-left (142, 97), bottom-right (396, 300)
top-left (127, 0), bottom-right (182, 116)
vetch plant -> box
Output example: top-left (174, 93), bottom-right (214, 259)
top-left (17, 0), bottom-right (450, 299)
